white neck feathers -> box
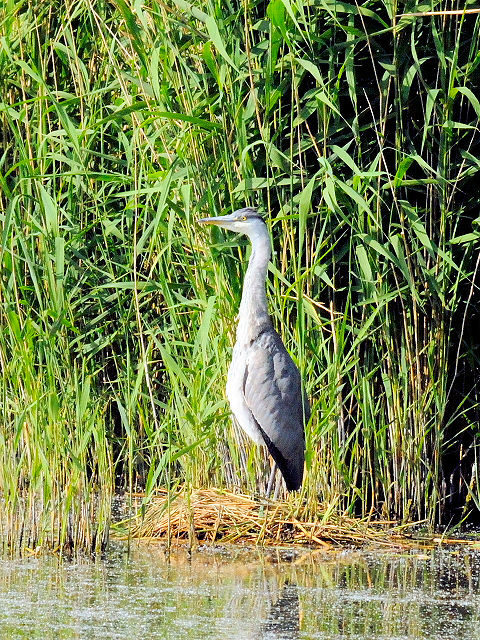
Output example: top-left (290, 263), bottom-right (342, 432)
top-left (236, 224), bottom-right (272, 342)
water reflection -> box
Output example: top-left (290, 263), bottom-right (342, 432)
top-left (257, 581), bottom-right (299, 640)
top-left (0, 544), bottom-right (480, 639)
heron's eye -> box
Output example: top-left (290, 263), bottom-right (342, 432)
top-left (240, 216), bottom-right (247, 221)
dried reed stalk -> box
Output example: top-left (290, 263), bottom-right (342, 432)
top-left (118, 487), bottom-right (415, 548)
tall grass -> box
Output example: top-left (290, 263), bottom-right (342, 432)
top-left (0, 0), bottom-right (479, 550)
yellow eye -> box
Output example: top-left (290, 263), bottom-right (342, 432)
top-left (240, 216), bottom-right (247, 221)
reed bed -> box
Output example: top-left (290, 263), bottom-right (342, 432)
top-left (1, 0), bottom-right (480, 553)
top-left (0, 492), bottom-right (112, 556)
top-left (119, 486), bottom-right (422, 548)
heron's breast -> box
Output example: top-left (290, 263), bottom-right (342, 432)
top-left (226, 343), bottom-right (246, 403)
top-left (225, 344), bottom-right (264, 446)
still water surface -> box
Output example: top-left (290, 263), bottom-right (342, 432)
top-left (1, 543), bottom-right (480, 639)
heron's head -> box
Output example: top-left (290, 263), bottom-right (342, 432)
top-left (198, 207), bottom-right (266, 237)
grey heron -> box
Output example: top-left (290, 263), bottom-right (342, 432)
top-left (198, 207), bottom-right (310, 493)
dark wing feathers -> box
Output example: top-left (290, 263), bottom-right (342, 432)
top-left (243, 329), bottom-right (309, 491)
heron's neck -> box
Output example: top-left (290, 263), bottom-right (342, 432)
top-left (237, 228), bottom-right (272, 341)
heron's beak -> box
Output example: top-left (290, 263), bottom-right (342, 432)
top-left (197, 217), bottom-right (222, 226)
top-left (197, 214), bottom-right (237, 228)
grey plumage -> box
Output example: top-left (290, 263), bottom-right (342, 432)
top-left (198, 207), bottom-right (310, 492)
top-left (243, 329), bottom-right (308, 490)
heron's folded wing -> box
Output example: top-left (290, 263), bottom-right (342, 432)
top-left (242, 329), bottom-right (309, 490)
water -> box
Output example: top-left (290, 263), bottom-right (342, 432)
top-left (1, 543), bottom-right (480, 639)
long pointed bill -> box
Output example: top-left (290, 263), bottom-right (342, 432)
top-left (197, 213), bottom-right (238, 229)
top-left (197, 217), bottom-right (225, 226)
